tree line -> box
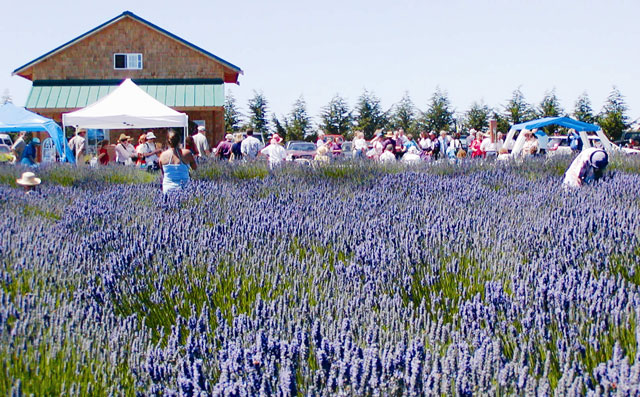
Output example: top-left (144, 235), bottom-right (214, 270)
top-left (224, 87), bottom-right (631, 141)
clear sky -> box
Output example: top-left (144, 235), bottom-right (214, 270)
top-left (2, 0), bottom-right (639, 126)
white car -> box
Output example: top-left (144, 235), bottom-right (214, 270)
top-left (547, 136), bottom-right (640, 156)
top-left (0, 133), bottom-right (13, 147)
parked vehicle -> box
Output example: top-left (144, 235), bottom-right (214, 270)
top-left (0, 134), bottom-right (13, 147)
top-left (547, 135), bottom-right (640, 156)
top-left (615, 131), bottom-right (640, 147)
top-left (285, 141), bottom-right (316, 161)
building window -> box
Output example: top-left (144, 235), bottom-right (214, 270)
top-left (114, 53), bottom-right (143, 70)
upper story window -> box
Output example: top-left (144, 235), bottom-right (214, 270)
top-left (114, 53), bottom-right (143, 70)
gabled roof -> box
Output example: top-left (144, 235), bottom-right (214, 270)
top-left (12, 11), bottom-right (243, 80)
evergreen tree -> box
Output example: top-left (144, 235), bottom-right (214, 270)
top-left (319, 94), bottom-right (352, 137)
top-left (538, 90), bottom-right (564, 118)
top-left (390, 92), bottom-right (416, 134)
top-left (247, 91), bottom-right (269, 134)
top-left (464, 101), bottom-right (491, 131)
top-left (271, 114), bottom-right (287, 140)
top-left (224, 92), bottom-right (243, 133)
top-left (284, 96), bottom-right (313, 141)
top-left (504, 88), bottom-right (535, 125)
top-left (1, 89), bottom-right (11, 104)
top-left (598, 87), bottom-right (629, 140)
top-left (421, 88), bottom-right (455, 132)
top-left (573, 92), bottom-right (595, 124)
top-left (354, 90), bottom-right (388, 139)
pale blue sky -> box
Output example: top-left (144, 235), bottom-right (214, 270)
top-left (2, 0), bottom-right (639, 126)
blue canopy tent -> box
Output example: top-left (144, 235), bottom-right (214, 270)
top-left (510, 116), bottom-right (600, 132)
top-left (0, 103), bottom-right (74, 163)
top-left (505, 116), bottom-right (614, 155)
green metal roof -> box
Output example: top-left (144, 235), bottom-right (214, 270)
top-left (26, 82), bottom-right (224, 109)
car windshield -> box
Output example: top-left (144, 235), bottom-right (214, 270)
top-left (0, 146), bottom-right (9, 153)
top-left (288, 143), bottom-right (315, 151)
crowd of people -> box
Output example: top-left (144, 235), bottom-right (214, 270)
top-left (6, 123), bottom-right (611, 193)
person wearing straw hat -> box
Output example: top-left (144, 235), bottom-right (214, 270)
top-left (115, 134), bottom-right (137, 165)
top-left (20, 137), bottom-right (40, 166)
top-left (563, 147), bottom-right (609, 188)
top-left (138, 131), bottom-right (162, 170)
top-left (16, 171), bottom-right (41, 194)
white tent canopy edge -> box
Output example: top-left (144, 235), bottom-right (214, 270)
top-left (61, 78), bottom-right (188, 142)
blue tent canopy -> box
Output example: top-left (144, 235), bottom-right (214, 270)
top-left (0, 103), bottom-right (74, 163)
top-left (511, 117), bottom-right (600, 132)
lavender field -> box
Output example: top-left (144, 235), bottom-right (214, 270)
top-left (1, 158), bottom-right (639, 396)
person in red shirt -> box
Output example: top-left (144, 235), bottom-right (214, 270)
top-left (470, 134), bottom-right (484, 158)
top-left (97, 140), bottom-right (110, 165)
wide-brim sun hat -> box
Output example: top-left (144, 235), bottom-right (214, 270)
top-left (146, 132), bottom-right (157, 140)
top-left (16, 172), bottom-right (41, 186)
top-left (118, 133), bottom-right (130, 141)
top-left (590, 150), bottom-right (609, 169)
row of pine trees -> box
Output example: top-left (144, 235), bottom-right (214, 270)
top-left (224, 87), bottom-right (631, 141)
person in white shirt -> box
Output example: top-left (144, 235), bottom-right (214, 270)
top-left (401, 146), bottom-right (422, 163)
top-left (114, 134), bottom-right (137, 165)
top-left (259, 134), bottom-right (287, 168)
top-left (192, 126), bottom-right (210, 159)
top-left (68, 130), bottom-right (87, 164)
top-left (418, 131), bottom-right (432, 151)
top-left (563, 148), bottom-right (608, 187)
top-left (10, 131), bottom-right (26, 163)
top-left (352, 131), bottom-right (368, 159)
top-left (240, 129), bottom-right (262, 159)
top-left (138, 131), bottom-right (162, 169)
top-left (316, 131), bottom-right (326, 149)
top-left (379, 144), bottom-right (396, 163)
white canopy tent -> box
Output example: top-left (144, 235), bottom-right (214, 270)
top-left (62, 78), bottom-right (188, 138)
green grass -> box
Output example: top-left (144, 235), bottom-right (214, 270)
top-left (22, 204), bottom-right (61, 221)
top-left (0, 340), bottom-right (135, 396)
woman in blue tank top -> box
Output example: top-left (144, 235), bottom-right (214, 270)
top-left (159, 129), bottom-right (197, 193)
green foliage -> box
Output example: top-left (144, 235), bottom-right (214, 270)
top-left (538, 89), bottom-right (564, 118)
top-left (421, 87), bottom-right (455, 132)
top-left (598, 87), bottom-right (629, 141)
top-left (354, 90), bottom-right (388, 139)
top-left (247, 90), bottom-right (270, 134)
top-left (504, 88), bottom-right (536, 125)
top-left (271, 114), bottom-right (287, 140)
top-left (284, 96), bottom-right (313, 141)
top-left (464, 101), bottom-right (491, 131)
top-left (224, 91), bottom-right (243, 133)
top-left (390, 92), bottom-right (417, 134)
top-left (319, 94), bottom-right (352, 137)
top-left (573, 92), bottom-right (596, 124)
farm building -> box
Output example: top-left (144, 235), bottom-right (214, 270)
top-left (12, 11), bottom-right (242, 146)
